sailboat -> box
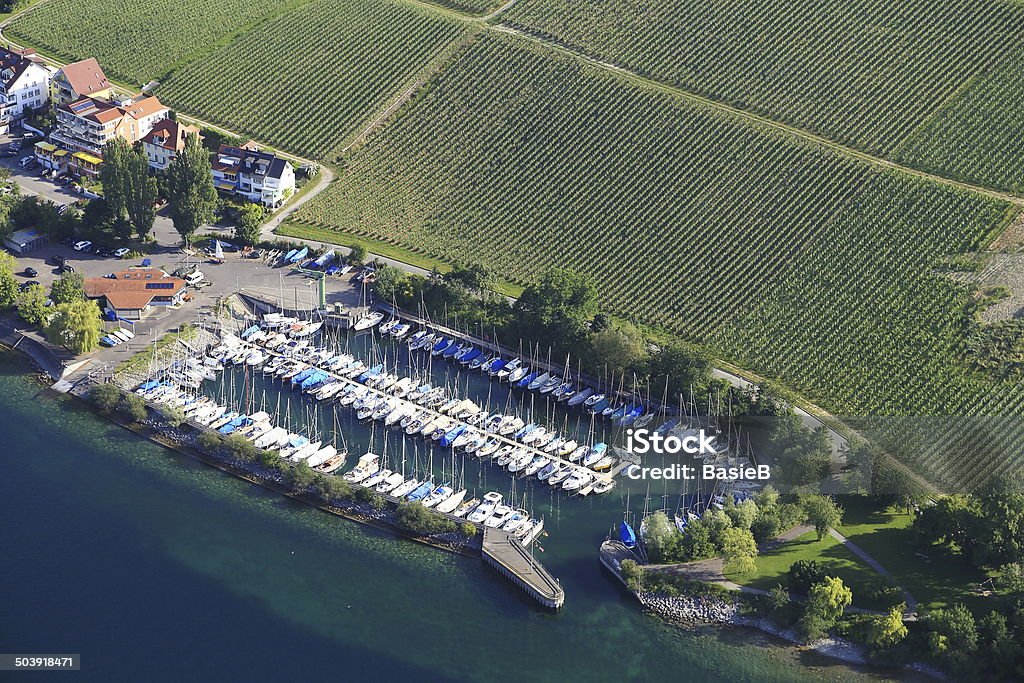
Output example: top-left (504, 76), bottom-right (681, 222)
top-left (211, 239), bottom-right (225, 264)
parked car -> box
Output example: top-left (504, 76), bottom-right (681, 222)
top-left (113, 247), bottom-right (130, 258)
top-left (23, 267), bottom-right (37, 277)
top-left (60, 263), bottom-right (75, 273)
top-left (73, 240), bottom-right (92, 251)
top-left (97, 246), bottom-right (114, 257)
top-left (18, 280), bottom-right (39, 292)
top-left (3, 146), bottom-right (18, 157)
top-left (18, 155), bottom-right (33, 168)
top-left (48, 255), bottom-right (64, 266)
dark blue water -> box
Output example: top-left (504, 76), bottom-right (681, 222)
top-left (0, 351), bottom-right (902, 681)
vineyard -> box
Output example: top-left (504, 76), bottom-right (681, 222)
top-left (292, 32), bottom-right (1024, 485)
top-left (501, 0), bottom-right (1024, 156)
top-left (6, 0), bottom-right (312, 85)
top-left (896, 48), bottom-right (1024, 195)
top-left (155, 0), bottom-right (471, 159)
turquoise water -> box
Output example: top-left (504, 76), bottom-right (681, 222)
top-left (0, 352), bottom-right (903, 681)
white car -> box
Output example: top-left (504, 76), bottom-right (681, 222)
top-left (113, 247), bottom-right (130, 257)
top-left (73, 240), bottom-right (92, 251)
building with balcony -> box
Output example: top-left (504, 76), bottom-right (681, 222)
top-left (211, 141), bottom-right (295, 209)
top-left (51, 94), bottom-right (169, 173)
top-left (33, 141), bottom-right (70, 173)
top-left (50, 58), bottom-right (112, 109)
top-left (0, 48), bottom-right (53, 133)
top-left (140, 118), bottom-right (201, 171)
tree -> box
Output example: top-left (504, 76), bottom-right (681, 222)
top-left (100, 138), bottom-right (157, 240)
top-left (642, 511), bottom-right (682, 563)
top-left (374, 263), bottom-right (412, 303)
top-left (647, 340), bottom-right (712, 399)
top-left (798, 577), bottom-right (852, 641)
top-left (995, 563), bottom-right (1024, 594)
top-left (234, 203), bottom-right (264, 245)
top-left (514, 267), bottom-right (599, 353)
top-left (44, 299), bottom-right (102, 353)
top-left (89, 383), bottom-right (121, 413)
top-left (313, 473), bottom-right (351, 501)
top-left (787, 559), bottom-right (827, 594)
top-left (589, 323), bottom-right (648, 376)
top-left (289, 461), bottom-right (316, 490)
top-left (867, 605), bottom-right (908, 651)
top-left (725, 497), bottom-right (759, 531)
top-left (100, 138), bottom-right (134, 240)
top-left (802, 495), bottom-right (843, 540)
top-left (926, 604), bottom-right (978, 665)
top-left (166, 134), bottom-right (217, 244)
top-left (720, 527), bottom-right (758, 575)
top-left (118, 393), bottom-right (147, 422)
top-left (15, 283), bottom-right (47, 326)
top-left (126, 143), bottom-right (158, 240)
top-left (347, 243), bottom-right (366, 264)
top-left (0, 252), bottom-right (17, 309)
top-left (49, 272), bottom-right (85, 305)
top-left (159, 405), bottom-right (186, 428)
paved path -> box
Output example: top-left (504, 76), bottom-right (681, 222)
top-left (829, 528), bottom-right (918, 610)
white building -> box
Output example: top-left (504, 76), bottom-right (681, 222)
top-left (0, 48), bottom-right (53, 133)
top-left (140, 118), bottom-right (201, 171)
top-left (211, 141), bottom-right (295, 208)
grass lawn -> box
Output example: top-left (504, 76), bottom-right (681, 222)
top-left (276, 221), bottom-right (524, 298)
top-left (724, 529), bottom-right (890, 610)
top-left (836, 496), bottom-right (991, 613)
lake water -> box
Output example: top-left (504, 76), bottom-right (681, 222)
top-left (0, 348), bottom-right (903, 681)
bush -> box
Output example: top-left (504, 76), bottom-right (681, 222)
top-left (197, 431), bottom-right (222, 452)
top-left (288, 461), bottom-right (316, 490)
top-left (159, 405), bottom-right (186, 428)
top-left (118, 393), bottom-right (147, 422)
top-left (89, 383), bottom-right (121, 413)
top-left (394, 501), bottom-right (455, 535)
top-left (313, 474), bottom-right (352, 501)
top-left (788, 559), bottom-right (827, 594)
top-left (459, 521), bottom-right (478, 538)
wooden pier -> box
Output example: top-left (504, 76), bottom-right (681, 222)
top-left (482, 526), bottom-right (564, 610)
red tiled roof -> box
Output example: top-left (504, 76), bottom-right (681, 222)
top-left (59, 58), bottom-right (110, 97)
top-left (83, 273), bottom-right (186, 311)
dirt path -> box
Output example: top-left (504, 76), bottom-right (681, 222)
top-left (828, 528), bottom-right (918, 610)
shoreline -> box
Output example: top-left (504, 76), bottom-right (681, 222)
top-left (636, 588), bottom-right (944, 681)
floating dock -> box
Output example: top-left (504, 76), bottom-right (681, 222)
top-left (482, 526), bottom-right (564, 610)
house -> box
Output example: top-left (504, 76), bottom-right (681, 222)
top-left (51, 94), bottom-right (169, 167)
top-left (50, 58), bottom-right (112, 109)
top-left (82, 268), bottom-right (187, 320)
top-left (140, 118), bottom-right (201, 171)
top-left (211, 141), bottom-right (295, 208)
top-left (0, 47), bottom-right (53, 133)
top-left (33, 141), bottom-right (70, 173)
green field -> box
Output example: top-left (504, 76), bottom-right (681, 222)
top-left (293, 33), bottom-right (1024, 486)
top-left (836, 499), bottom-right (990, 612)
top-left (156, 0), bottom-right (471, 158)
top-left (7, 0), bottom-right (312, 85)
top-left (10, 0), bottom-right (471, 158)
top-left (502, 0), bottom-right (1024, 158)
top-left (723, 530), bottom-right (886, 609)
top-left (896, 48), bottom-right (1024, 195)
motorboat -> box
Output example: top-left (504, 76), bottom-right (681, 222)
top-left (342, 453), bottom-right (381, 483)
top-left (468, 492), bottom-right (502, 524)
